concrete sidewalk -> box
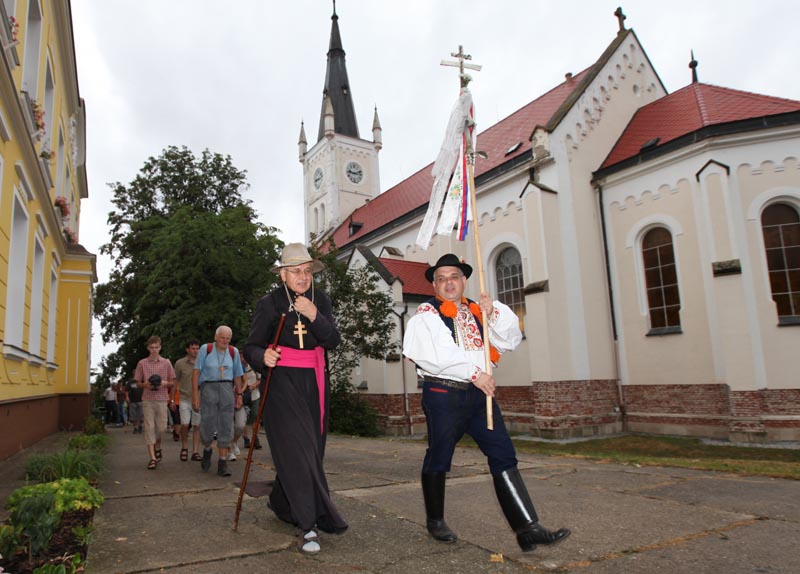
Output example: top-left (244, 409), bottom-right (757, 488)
top-left (16, 426), bottom-right (800, 573)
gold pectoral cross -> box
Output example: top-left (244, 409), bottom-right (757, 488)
top-left (294, 321), bottom-right (308, 349)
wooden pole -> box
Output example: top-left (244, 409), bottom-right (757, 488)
top-left (465, 157), bottom-right (494, 430)
top-left (233, 313), bottom-right (286, 531)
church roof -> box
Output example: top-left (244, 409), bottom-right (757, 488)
top-left (352, 245), bottom-right (434, 297)
top-left (329, 66), bottom-right (595, 249)
top-left (599, 83), bottom-right (800, 172)
top-left (378, 258), bottom-right (435, 298)
top-left (317, 9), bottom-right (359, 141)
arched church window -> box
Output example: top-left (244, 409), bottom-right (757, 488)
top-left (313, 207), bottom-right (319, 233)
top-left (495, 247), bottom-right (525, 330)
top-left (761, 203), bottom-right (800, 321)
top-left (642, 227), bottom-right (681, 332)
top-left (320, 204), bottom-right (326, 230)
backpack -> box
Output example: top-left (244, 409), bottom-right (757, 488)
top-left (206, 343), bottom-right (236, 359)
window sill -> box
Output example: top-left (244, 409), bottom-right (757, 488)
top-left (778, 316), bottom-right (800, 327)
top-left (3, 344), bottom-right (29, 361)
top-left (646, 326), bottom-right (682, 337)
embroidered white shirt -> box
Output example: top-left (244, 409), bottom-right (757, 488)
top-left (402, 300), bottom-right (522, 383)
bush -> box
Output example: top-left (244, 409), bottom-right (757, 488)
top-left (25, 450), bottom-right (103, 483)
top-left (68, 434), bottom-right (109, 452)
top-left (329, 390), bottom-right (381, 437)
top-left (82, 416), bottom-right (105, 436)
top-left (8, 479), bottom-right (104, 516)
top-left (0, 523), bottom-right (22, 561)
top-left (9, 490), bottom-right (59, 558)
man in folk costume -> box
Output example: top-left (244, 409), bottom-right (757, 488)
top-left (244, 243), bottom-right (347, 554)
top-left (403, 253), bottom-right (570, 552)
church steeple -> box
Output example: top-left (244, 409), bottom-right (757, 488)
top-left (317, 3), bottom-right (359, 142)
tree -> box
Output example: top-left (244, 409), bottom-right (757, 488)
top-left (95, 146), bottom-right (283, 382)
top-left (312, 240), bottom-right (396, 435)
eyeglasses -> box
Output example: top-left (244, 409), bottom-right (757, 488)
top-left (285, 268), bottom-right (313, 277)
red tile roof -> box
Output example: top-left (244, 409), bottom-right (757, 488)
top-left (331, 68), bottom-right (593, 249)
top-left (600, 83), bottom-right (800, 169)
top-left (378, 257), bottom-right (434, 297)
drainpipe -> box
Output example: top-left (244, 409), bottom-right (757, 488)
top-left (596, 183), bottom-right (626, 428)
top-left (392, 304), bottom-right (412, 436)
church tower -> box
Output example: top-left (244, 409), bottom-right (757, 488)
top-left (300, 4), bottom-right (382, 244)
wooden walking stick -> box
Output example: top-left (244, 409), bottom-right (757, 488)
top-left (233, 313), bottom-right (286, 531)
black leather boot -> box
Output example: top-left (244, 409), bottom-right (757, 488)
top-left (421, 472), bottom-right (457, 543)
top-left (493, 467), bottom-right (571, 552)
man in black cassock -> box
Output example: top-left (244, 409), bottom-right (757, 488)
top-left (244, 243), bottom-right (347, 554)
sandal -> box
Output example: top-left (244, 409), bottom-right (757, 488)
top-left (147, 459), bottom-right (157, 470)
top-left (155, 449), bottom-right (163, 461)
top-left (191, 452), bottom-right (202, 461)
top-left (299, 530), bottom-right (320, 554)
top-left (180, 448), bottom-right (188, 462)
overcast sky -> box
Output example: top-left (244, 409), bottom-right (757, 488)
top-left (70, 0), bottom-right (800, 368)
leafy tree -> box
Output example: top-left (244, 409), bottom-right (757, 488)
top-left (312, 240), bottom-right (396, 435)
top-left (95, 146), bottom-right (282, 383)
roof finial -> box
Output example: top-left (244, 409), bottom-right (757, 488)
top-left (614, 7), bottom-right (627, 32)
top-left (332, 0), bottom-right (337, 18)
top-left (689, 50), bottom-right (699, 83)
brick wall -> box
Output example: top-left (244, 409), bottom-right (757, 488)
top-left (361, 383), bottom-right (800, 442)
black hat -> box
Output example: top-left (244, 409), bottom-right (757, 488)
top-left (425, 253), bottom-right (473, 283)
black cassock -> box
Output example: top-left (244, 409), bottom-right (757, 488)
top-left (244, 286), bottom-right (348, 534)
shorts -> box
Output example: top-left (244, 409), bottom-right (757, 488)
top-left (142, 400), bottom-right (168, 446)
top-left (128, 401), bottom-right (143, 423)
top-left (179, 400), bottom-right (201, 427)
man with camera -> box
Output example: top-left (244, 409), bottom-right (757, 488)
top-left (133, 335), bottom-right (176, 470)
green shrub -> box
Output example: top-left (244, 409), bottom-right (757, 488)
top-left (82, 415), bottom-right (106, 436)
top-left (25, 450), bottom-right (103, 483)
top-left (329, 390), bottom-right (381, 437)
top-left (8, 478), bottom-right (104, 516)
top-left (33, 553), bottom-right (85, 574)
top-left (68, 434), bottom-right (109, 452)
top-left (0, 523), bottom-right (22, 560)
top-left (9, 490), bottom-right (59, 558)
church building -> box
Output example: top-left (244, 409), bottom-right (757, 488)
top-left (300, 7), bottom-right (800, 443)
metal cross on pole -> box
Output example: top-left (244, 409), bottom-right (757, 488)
top-left (440, 45), bottom-right (494, 430)
top-left (441, 44), bottom-right (482, 89)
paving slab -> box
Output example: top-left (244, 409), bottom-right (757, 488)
top-left (4, 425), bottom-right (796, 574)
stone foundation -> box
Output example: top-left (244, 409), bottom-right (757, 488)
top-left (359, 382), bottom-right (800, 442)
top-left (0, 394), bottom-right (92, 460)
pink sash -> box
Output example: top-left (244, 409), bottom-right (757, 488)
top-left (278, 347), bottom-right (326, 434)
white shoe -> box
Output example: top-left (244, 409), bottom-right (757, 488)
top-left (300, 530), bottom-right (320, 554)
top-left (227, 451), bottom-right (237, 461)
top-left (233, 443), bottom-right (241, 456)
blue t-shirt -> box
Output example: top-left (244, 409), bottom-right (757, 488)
top-left (194, 344), bottom-right (244, 386)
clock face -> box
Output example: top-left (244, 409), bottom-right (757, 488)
top-left (345, 161), bottom-right (364, 184)
top-left (313, 167), bottom-right (324, 189)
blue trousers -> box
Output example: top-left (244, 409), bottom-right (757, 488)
top-left (421, 381), bottom-right (518, 475)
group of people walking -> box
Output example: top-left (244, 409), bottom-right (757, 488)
top-left (121, 243), bottom-right (570, 556)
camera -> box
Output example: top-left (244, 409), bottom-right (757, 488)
top-left (148, 374), bottom-right (162, 389)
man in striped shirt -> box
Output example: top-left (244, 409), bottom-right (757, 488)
top-left (134, 335), bottom-right (176, 470)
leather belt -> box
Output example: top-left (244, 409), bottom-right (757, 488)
top-left (419, 376), bottom-right (471, 391)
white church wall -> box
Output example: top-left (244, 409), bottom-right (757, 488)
top-left (540, 32), bottom-right (666, 383)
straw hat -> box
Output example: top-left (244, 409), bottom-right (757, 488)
top-left (270, 243), bottom-right (325, 273)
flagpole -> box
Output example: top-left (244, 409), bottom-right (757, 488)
top-left (440, 46), bottom-right (494, 430)
top-left (465, 153), bottom-right (494, 431)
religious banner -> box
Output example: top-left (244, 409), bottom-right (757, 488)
top-left (415, 90), bottom-right (475, 248)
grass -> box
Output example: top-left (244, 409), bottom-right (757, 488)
top-left (453, 435), bottom-right (800, 480)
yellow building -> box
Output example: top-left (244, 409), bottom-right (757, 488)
top-left (0, 0), bottom-right (95, 459)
